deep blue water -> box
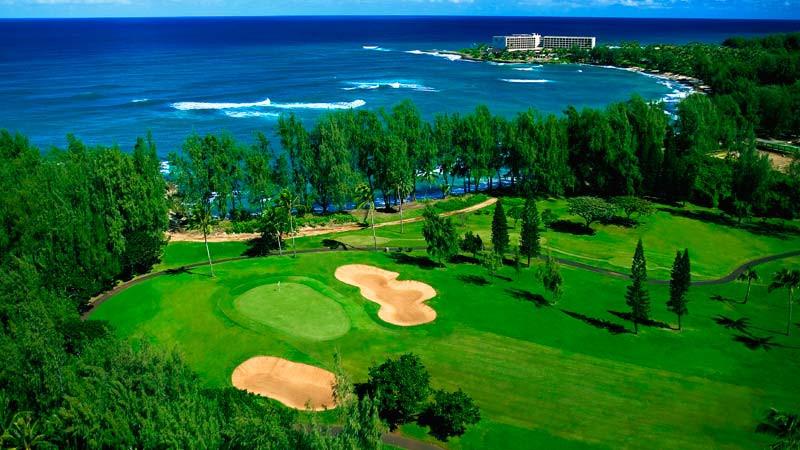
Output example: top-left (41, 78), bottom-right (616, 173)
top-left (1, 16), bottom-right (798, 155)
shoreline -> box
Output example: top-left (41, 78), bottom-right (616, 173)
top-left (439, 49), bottom-right (709, 95)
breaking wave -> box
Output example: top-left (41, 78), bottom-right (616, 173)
top-left (363, 45), bottom-right (391, 52)
top-left (404, 50), bottom-right (462, 61)
top-left (131, 98), bottom-right (150, 103)
top-left (500, 79), bottom-right (552, 84)
top-left (171, 98), bottom-right (365, 112)
top-left (341, 81), bottom-right (439, 92)
top-left (224, 111), bottom-right (281, 119)
top-left (171, 99), bottom-right (272, 110)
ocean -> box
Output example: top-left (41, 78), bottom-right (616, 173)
top-left (1, 16), bottom-right (798, 155)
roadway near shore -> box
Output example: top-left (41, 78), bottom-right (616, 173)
top-left (167, 197), bottom-right (499, 243)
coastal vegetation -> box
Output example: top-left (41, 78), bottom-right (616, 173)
top-left (2, 31), bottom-right (800, 449)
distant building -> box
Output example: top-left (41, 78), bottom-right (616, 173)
top-left (492, 33), bottom-right (541, 52)
top-left (540, 35), bottom-right (596, 50)
top-left (492, 33), bottom-right (596, 51)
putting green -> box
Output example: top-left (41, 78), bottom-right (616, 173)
top-left (231, 280), bottom-right (351, 341)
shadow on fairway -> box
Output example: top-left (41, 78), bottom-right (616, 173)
top-left (164, 266), bottom-right (190, 276)
top-left (713, 315), bottom-right (751, 333)
top-left (662, 207), bottom-right (800, 239)
top-left (608, 310), bottom-right (672, 330)
top-left (387, 252), bottom-right (439, 270)
top-left (450, 254), bottom-right (479, 265)
top-left (457, 274), bottom-right (490, 286)
top-left (506, 288), bottom-right (549, 308)
top-left (710, 294), bottom-right (739, 304)
top-left (733, 334), bottom-right (776, 351)
top-left (561, 309), bottom-right (629, 334)
top-left (549, 220), bottom-right (596, 236)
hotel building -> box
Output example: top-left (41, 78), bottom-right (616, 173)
top-left (492, 33), bottom-right (596, 51)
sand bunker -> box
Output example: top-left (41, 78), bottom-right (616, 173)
top-left (334, 264), bottom-right (437, 326)
top-left (231, 356), bottom-right (336, 411)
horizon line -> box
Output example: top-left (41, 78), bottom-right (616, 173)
top-left (2, 14), bottom-right (800, 22)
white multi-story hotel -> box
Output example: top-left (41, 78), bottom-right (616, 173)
top-left (492, 33), bottom-right (541, 51)
top-left (492, 33), bottom-right (596, 51)
top-left (541, 35), bottom-right (596, 50)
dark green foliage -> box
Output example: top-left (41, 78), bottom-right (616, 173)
top-left (419, 389), bottom-right (481, 441)
top-left (668, 249), bottom-right (691, 330)
top-left (756, 408), bottom-right (800, 450)
top-left (538, 253), bottom-right (563, 303)
top-left (422, 206), bottom-right (460, 266)
top-left (358, 354), bottom-right (480, 441)
top-left (519, 197), bottom-right (541, 265)
top-left (491, 200), bottom-right (509, 256)
top-left (567, 197), bottom-right (616, 230)
top-left (612, 196), bottom-right (654, 221)
top-left (360, 353), bottom-right (431, 430)
top-left (626, 239), bottom-right (650, 334)
top-left (460, 231), bottom-right (484, 258)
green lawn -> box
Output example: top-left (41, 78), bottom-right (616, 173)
top-left (293, 198), bottom-right (800, 280)
top-left (91, 250), bottom-right (800, 449)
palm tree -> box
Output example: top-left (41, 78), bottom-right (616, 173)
top-left (278, 189), bottom-right (299, 257)
top-left (395, 178), bottom-right (414, 234)
top-left (737, 268), bottom-right (759, 304)
top-left (769, 268), bottom-right (800, 336)
top-left (355, 183), bottom-right (377, 250)
top-left (757, 408), bottom-right (800, 450)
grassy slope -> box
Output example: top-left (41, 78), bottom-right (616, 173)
top-left (91, 251), bottom-right (800, 449)
top-left (294, 198), bottom-right (800, 280)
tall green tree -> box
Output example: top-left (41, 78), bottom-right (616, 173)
top-left (538, 252), bottom-right (563, 304)
top-left (491, 199), bottom-right (509, 257)
top-left (360, 353), bottom-right (430, 431)
top-left (667, 249), bottom-right (691, 330)
top-left (421, 206), bottom-right (459, 266)
top-left (737, 268), bottom-right (759, 304)
top-left (355, 183), bottom-right (378, 250)
top-left (519, 197), bottom-right (541, 266)
top-left (626, 239), bottom-right (650, 334)
top-left (769, 268), bottom-right (800, 336)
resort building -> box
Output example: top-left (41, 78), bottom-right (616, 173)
top-left (492, 33), bottom-right (541, 51)
top-left (540, 35), bottom-right (596, 50)
top-left (492, 33), bottom-right (596, 51)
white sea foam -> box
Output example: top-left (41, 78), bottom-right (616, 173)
top-left (269, 99), bottom-right (366, 110)
top-left (500, 78), bottom-right (552, 84)
top-left (405, 50), bottom-right (462, 61)
top-left (172, 97), bottom-right (365, 112)
top-left (513, 67), bottom-right (537, 72)
top-left (131, 98), bottom-right (149, 103)
top-left (224, 111), bottom-right (280, 119)
top-left (341, 81), bottom-right (439, 92)
top-left (171, 99), bottom-right (272, 110)
top-left (363, 45), bottom-right (391, 52)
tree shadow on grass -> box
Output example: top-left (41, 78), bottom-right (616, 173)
top-left (661, 207), bottom-right (799, 239)
top-left (505, 288), bottom-right (549, 308)
top-left (608, 310), bottom-right (672, 330)
top-left (164, 266), bottom-right (189, 276)
top-left (710, 294), bottom-right (738, 304)
top-left (387, 252), bottom-right (439, 270)
top-left (600, 216), bottom-right (639, 228)
top-left (450, 254), bottom-right (479, 265)
top-left (457, 274), bottom-right (490, 286)
top-left (713, 315), bottom-right (751, 333)
top-left (548, 220), bottom-right (595, 236)
top-left (733, 334), bottom-right (777, 351)
top-left (561, 309), bottom-right (630, 334)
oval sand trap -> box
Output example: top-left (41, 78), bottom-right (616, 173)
top-left (334, 264), bottom-right (437, 326)
top-left (231, 356), bottom-right (336, 411)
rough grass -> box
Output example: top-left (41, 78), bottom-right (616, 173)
top-left (91, 251), bottom-right (800, 449)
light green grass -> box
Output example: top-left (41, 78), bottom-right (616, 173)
top-left (291, 198), bottom-right (800, 280)
top-left (91, 251), bottom-right (800, 449)
top-left (227, 279), bottom-right (351, 341)
top-left (156, 241), bottom-right (248, 270)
